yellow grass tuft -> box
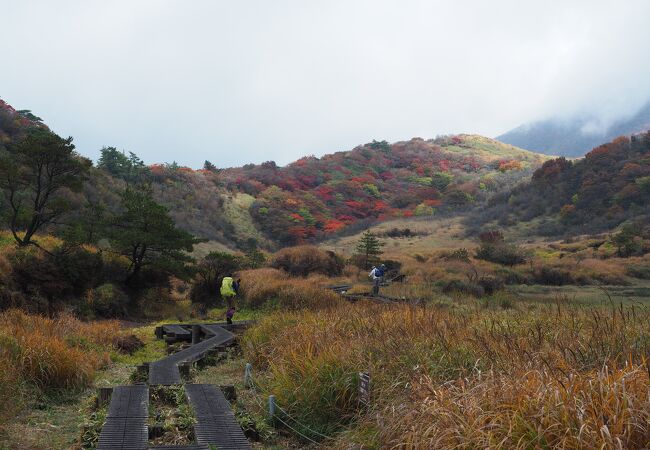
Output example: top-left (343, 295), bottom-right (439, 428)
top-left (0, 309), bottom-right (120, 420)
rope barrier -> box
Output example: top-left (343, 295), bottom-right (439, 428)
top-left (246, 369), bottom-right (337, 442)
top-left (273, 403), bottom-right (334, 440)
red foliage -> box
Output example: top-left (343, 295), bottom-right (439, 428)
top-left (150, 164), bottom-right (166, 175)
top-left (323, 219), bottom-right (346, 233)
top-left (498, 160), bottom-right (523, 172)
top-left (345, 200), bottom-right (364, 209)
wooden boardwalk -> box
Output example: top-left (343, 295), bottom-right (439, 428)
top-left (186, 384), bottom-right (252, 450)
top-left (97, 385), bottom-right (149, 450)
top-left (161, 324), bottom-right (191, 342)
top-left (148, 325), bottom-right (234, 385)
top-left (96, 322), bottom-right (251, 450)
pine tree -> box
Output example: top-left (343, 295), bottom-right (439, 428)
top-left (108, 186), bottom-right (201, 286)
top-left (354, 230), bottom-right (383, 270)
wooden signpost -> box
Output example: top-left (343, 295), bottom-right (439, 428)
top-left (358, 371), bottom-right (371, 408)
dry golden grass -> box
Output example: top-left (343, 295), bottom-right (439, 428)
top-left (243, 300), bottom-right (650, 447)
top-left (238, 268), bottom-right (344, 310)
top-left (0, 309), bottom-right (120, 423)
top-left (380, 362), bottom-right (650, 449)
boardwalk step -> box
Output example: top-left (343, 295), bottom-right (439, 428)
top-left (148, 446), bottom-right (209, 450)
top-left (98, 385), bottom-right (149, 450)
top-left (162, 325), bottom-right (191, 341)
top-left (186, 384), bottom-right (252, 450)
top-left (149, 326), bottom-right (234, 385)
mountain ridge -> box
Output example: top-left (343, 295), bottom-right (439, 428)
top-left (497, 102), bottom-right (650, 157)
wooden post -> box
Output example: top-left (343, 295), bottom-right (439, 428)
top-left (136, 362), bottom-right (150, 379)
top-left (96, 387), bottom-right (113, 407)
top-left (268, 395), bottom-right (276, 425)
top-left (191, 324), bottom-right (201, 345)
top-left (179, 362), bottom-right (191, 378)
top-left (244, 363), bottom-right (252, 388)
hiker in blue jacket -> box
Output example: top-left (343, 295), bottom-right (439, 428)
top-left (369, 264), bottom-right (386, 296)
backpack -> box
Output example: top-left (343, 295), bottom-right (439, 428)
top-left (375, 267), bottom-right (385, 277)
top-left (220, 277), bottom-right (236, 298)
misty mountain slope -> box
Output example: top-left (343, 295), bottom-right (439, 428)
top-left (497, 102), bottom-right (650, 157)
top-left (474, 132), bottom-right (650, 235)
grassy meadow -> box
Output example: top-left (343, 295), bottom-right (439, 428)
top-left (1, 216), bottom-right (649, 449)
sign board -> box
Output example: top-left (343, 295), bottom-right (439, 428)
top-left (358, 371), bottom-right (371, 407)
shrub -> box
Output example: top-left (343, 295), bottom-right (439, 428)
top-left (114, 334), bottom-right (145, 354)
top-left (442, 280), bottom-right (485, 297)
top-left (475, 243), bottom-right (527, 266)
top-left (271, 246), bottom-right (344, 277)
top-left (478, 276), bottom-right (504, 295)
top-left (628, 264), bottom-right (650, 279)
top-left (382, 259), bottom-right (403, 278)
top-left (383, 227), bottom-right (419, 238)
top-left (90, 283), bottom-right (129, 317)
top-left (495, 267), bottom-right (529, 284)
top-left (8, 246), bottom-right (104, 313)
top-left (533, 266), bottom-right (575, 286)
top-left (445, 248), bottom-right (470, 262)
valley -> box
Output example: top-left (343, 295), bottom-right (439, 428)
top-left (0, 99), bottom-right (649, 449)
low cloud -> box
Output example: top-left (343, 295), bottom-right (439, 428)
top-left (1, 0), bottom-right (649, 167)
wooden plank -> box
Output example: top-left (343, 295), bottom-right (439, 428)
top-left (149, 325), bottom-right (234, 385)
top-left (186, 384), bottom-right (252, 450)
top-left (97, 385), bottom-right (148, 450)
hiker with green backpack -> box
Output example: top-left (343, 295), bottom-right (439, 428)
top-left (220, 274), bottom-right (239, 308)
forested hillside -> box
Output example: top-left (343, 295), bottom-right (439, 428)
top-left (216, 135), bottom-right (548, 246)
top-left (475, 132), bottom-right (650, 235)
top-left (1, 99), bottom-right (549, 249)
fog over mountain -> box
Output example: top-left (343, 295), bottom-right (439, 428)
top-left (497, 102), bottom-right (650, 157)
top-left (1, 0), bottom-right (650, 167)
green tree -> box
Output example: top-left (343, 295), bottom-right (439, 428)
top-left (431, 172), bottom-right (454, 190)
top-left (611, 224), bottom-right (643, 257)
top-left (97, 146), bottom-right (130, 178)
top-left (109, 186), bottom-right (200, 285)
top-left (241, 238), bottom-right (266, 269)
top-left (97, 147), bottom-right (148, 183)
top-left (354, 230), bottom-right (384, 270)
top-left (0, 130), bottom-right (91, 247)
top-left (203, 160), bottom-right (218, 172)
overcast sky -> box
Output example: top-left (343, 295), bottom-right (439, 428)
top-left (2, 0), bottom-right (650, 168)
